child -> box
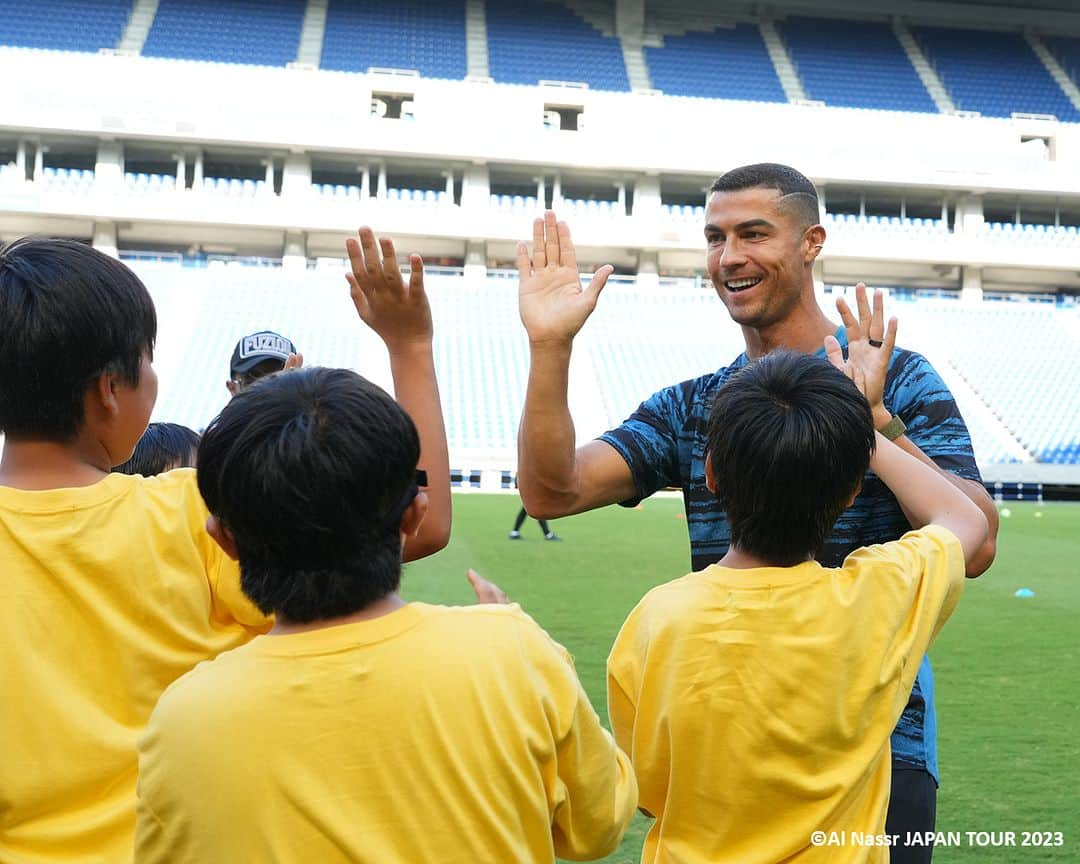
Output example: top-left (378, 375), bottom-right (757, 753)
top-left (0, 228), bottom-right (449, 862)
top-left (607, 349), bottom-right (988, 863)
top-left (112, 422), bottom-right (201, 476)
top-left (134, 367), bottom-right (637, 863)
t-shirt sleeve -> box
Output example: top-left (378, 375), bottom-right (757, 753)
top-left (846, 525), bottom-right (966, 705)
top-left (514, 611), bottom-right (638, 861)
top-left (598, 381), bottom-right (690, 506)
top-left (174, 470), bottom-right (273, 632)
top-left (887, 351), bottom-right (982, 482)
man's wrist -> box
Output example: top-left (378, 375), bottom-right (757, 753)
top-left (385, 337), bottom-right (434, 359)
top-left (871, 404), bottom-right (893, 430)
top-left (876, 413), bottom-right (907, 442)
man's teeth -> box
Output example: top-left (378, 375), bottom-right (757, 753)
top-left (725, 277), bottom-right (762, 290)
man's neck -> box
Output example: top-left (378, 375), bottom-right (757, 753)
top-left (0, 440), bottom-right (110, 490)
top-left (742, 300), bottom-right (838, 361)
top-left (270, 592), bottom-right (408, 636)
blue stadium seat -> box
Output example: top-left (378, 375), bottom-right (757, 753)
top-left (778, 16), bottom-right (937, 113)
top-left (320, 0), bottom-right (466, 79)
top-left (1042, 35), bottom-right (1080, 89)
top-left (0, 0), bottom-right (132, 52)
top-left (487, 0), bottom-right (628, 91)
top-left (644, 24), bottom-right (786, 102)
top-left (143, 0), bottom-right (305, 66)
top-left (912, 26), bottom-right (1080, 121)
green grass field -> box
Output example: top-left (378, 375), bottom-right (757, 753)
top-left (402, 495), bottom-right (1079, 863)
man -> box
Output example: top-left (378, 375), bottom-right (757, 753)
top-left (516, 163), bottom-right (999, 862)
top-left (226, 329), bottom-right (302, 397)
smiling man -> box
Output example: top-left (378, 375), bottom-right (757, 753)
top-left (516, 163), bottom-right (999, 863)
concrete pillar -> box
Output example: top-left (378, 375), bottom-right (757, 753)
top-left (961, 266), bottom-right (983, 303)
top-left (535, 175), bottom-right (546, 208)
top-left (263, 158), bottom-right (275, 190)
top-left (33, 143), bottom-right (44, 181)
top-left (360, 164), bottom-right (370, 198)
top-left (631, 174), bottom-right (661, 219)
top-left (637, 249), bottom-right (659, 290)
top-left (615, 0), bottom-right (645, 41)
top-left (193, 150), bottom-right (204, 187)
top-left (377, 163), bottom-right (387, 199)
top-left (956, 194), bottom-right (984, 236)
top-left (281, 153), bottom-right (312, 198)
top-left (16, 139), bottom-right (27, 176)
top-left (92, 221), bottom-right (119, 258)
top-left (282, 231), bottom-right (307, 271)
top-left (95, 140), bottom-right (124, 190)
top-left (464, 238), bottom-right (487, 280)
top-left (460, 163), bottom-right (490, 209)
top-left (175, 152), bottom-right (186, 190)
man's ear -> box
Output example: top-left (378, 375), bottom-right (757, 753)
top-left (806, 223), bottom-right (826, 263)
top-left (704, 452), bottom-right (717, 495)
top-left (400, 490), bottom-right (429, 538)
top-left (226, 380), bottom-right (238, 397)
top-left (206, 515), bottom-right (240, 560)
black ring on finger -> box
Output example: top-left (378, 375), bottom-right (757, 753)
top-left (868, 339), bottom-right (884, 348)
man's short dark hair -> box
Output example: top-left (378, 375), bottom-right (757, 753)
top-left (710, 163), bottom-right (821, 229)
top-left (0, 238), bottom-right (156, 441)
top-left (113, 423), bottom-right (200, 476)
top-left (197, 367), bottom-right (421, 624)
top-left (706, 351), bottom-right (875, 566)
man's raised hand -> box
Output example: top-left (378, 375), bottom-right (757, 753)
top-left (834, 283), bottom-right (897, 423)
top-left (346, 227), bottom-right (434, 354)
top-left (518, 211), bottom-right (613, 347)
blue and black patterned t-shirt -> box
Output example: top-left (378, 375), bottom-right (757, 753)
top-left (600, 328), bottom-right (981, 782)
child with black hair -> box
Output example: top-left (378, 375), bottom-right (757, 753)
top-left (0, 228), bottom-right (451, 863)
top-left (112, 422), bottom-right (201, 476)
top-left (607, 346), bottom-right (989, 864)
top-left (134, 367), bottom-right (637, 864)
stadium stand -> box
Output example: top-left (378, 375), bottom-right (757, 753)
top-left (486, 0), bottom-right (628, 90)
top-left (1042, 34), bottom-right (1080, 87)
top-left (142, 0), bottom-right (305, 66)
top-left (644, 23), bottom-right (786, 102)
top-left (125, 171), bottom-right (178, 194)
top-left (824, 213), bottom-right (951, 238)
top-left (320, 0), bottom-right (467, 79)
top-left (980, 221), bottom-right (1080, 247)
top-left (911, 26), bottom-right (1080, 121)
top-left (0, 0), bottom-right (131, 52)
top-left (778, 17), bottom-right (937, 113)
top-left (39, 166), bottom-right (96, 194)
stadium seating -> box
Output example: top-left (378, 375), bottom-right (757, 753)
top-left (981, 221), bottom-right (1080, 248)
top-left (1042, 34), bottom-right (1080, 87)
top-left (644, 24), bottom-right (787, 102)
top-left (778, 16), bottom-right (937, 113)
top-left (143, 0), bottom-right (305, 66)
top-left (661, 203), bottom-right (706, 224)
top-left (0, 0), bottom-right (131, 52)
top-left (125, 171), bottom-right (178, 193)
top-left (489, 193), bottom-right (541, 216)
top-left (824, 212), bottom-right (951, 238)
top-left (39, 166), bottom-right (96, 193)
top-left (486, 0), bottom-right (628, 90)
top-left (320, 0), bottom-right (467, 79)
top-left (911, 26), bottom-right (1080, 121)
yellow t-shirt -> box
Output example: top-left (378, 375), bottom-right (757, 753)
top-left (135, 602), bottom-right (638, 864)
top-left (607, 525), bottom-right (965, 864)
top-left (0, 469), bottom-right (270, 864)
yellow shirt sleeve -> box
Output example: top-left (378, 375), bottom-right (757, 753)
top-left (514, 611), bottom-right (638, 861)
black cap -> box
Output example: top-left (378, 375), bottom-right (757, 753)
top-left (229, 330), bottom-right (297, 377)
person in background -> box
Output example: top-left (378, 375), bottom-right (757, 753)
top-left (226, 329), bottom-right (301, 397)
top-left (113, 422), bottom-right (200, 476)
top-left (509, 502), bottom-right (562, 541)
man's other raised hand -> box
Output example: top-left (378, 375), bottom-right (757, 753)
top-left (518, 211), bottom-right (613, 347)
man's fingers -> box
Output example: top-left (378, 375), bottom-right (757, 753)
top-left (283, 352), bottom-right (304, 371)
top-left (855, 282), bottom-right (872, 334)
top-left (853, 364), bottom-right (867, 396)
top-left (557, 220), bottom-right (577, 272)
top-left (823, 334), bottom-right (845, 371)
top-left (835, 296), bottom-right (860, 335)
top-left (516, 240), bottom-right (532, 281)
top-left (868, 288), bottom-right (886, 342)
top-left (532, 218), bottom-right (546, 269)
top-left (882, 316), bottom-right (898, 356)
top-left (586, 264), bottom-right (614, 307)
top-left (544, 210), bottom-right (560, 268)
top-left (346, 271), bottom-right (371, 316)
top-left (345, 236), bottom-right (366, 279)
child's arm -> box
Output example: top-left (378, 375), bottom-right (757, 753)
top-left (346, 228), bottom-right (451, 561)
top-left (825, 333), bottom-right (988, 570)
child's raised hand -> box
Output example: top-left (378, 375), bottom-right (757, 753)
top-left (467, 569), bottom-right (510, 605)
top-left (346, 227), bottom-right (434, 354)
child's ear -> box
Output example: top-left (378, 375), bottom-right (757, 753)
top-left (400, 490), bottom-right (429, 538)
top-left (846, 479), bottom-right (863, 508)
top-left (205, 516), bottom-right (240, 560)
top-left (89, 370), bottom-right (121, 417)
top-left (704, 452), bottom-right (718, 494)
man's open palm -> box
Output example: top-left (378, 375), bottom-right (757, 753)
top-left (518, 211), bottom-right (613, 346)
